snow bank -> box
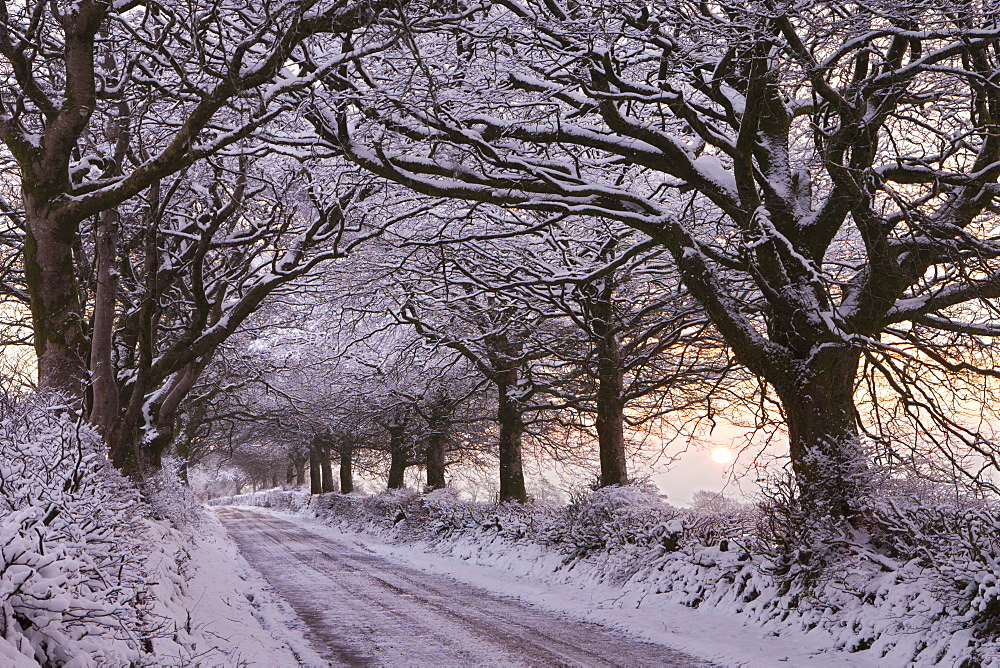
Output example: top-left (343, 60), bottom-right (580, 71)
top-left (213, 485), bottom-right (1000, 666)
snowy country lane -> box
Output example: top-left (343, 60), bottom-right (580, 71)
top-left (215, 507), bottom-right (714, 667)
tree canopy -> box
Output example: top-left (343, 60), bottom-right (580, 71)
top-left (1, 0), bottom-right (999, 517)
top-left (313, 0), bottom-right (1000, 516)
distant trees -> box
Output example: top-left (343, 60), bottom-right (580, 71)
top-left (102, 161), bottom-right (395, 477)
top-left (191, 286), bottom-right (499, 497)
top-left (400, 270), bottom-right (544, 502)
top-left (192, 202), bottom-right (737, 502)
top-left (386, 214), bottom-right (738, 493)
top-left (452, 218), bottom-right (736, 487)
top-left (690, 490), bottom-right (744, 515)
top-left (317, 0), bottom-right (1000, 518)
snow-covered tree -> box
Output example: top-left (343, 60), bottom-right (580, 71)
top-left (451, 216), bottom-right (737, 487)
top-left (316, 0), bottom-right (1000, 519)
top-left (392, 248), bottom-right (554, 502)
top-left (0, 0), bottom-right (396, 400)
top-left (61, 148), bottom-right (408, 478)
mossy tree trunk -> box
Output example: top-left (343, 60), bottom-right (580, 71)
top-left (340, 444), bottom-right (354, 494)
top-left (587, 279), bottom-right (629, 488)
top-left (425, 428), bottom-right (447, 490)
top-left (318, 432), bottom-right (337, 493)
top-left (496, 369), bottom-right (527, 503)
top-left (386, 419), bottom-right (411, 490)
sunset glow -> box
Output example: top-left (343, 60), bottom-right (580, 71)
top-left (710, 447), bottom-right (733, 464)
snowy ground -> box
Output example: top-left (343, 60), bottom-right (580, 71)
top-left (216, 505), bottom-right (875, 668)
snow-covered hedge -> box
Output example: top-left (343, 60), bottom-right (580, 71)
top-left (0, 394), bottom-right (157, 666)
top-left (0, 393), bottom-right (325, 666)
top-left (214, 484), bottom-right (1000, 666)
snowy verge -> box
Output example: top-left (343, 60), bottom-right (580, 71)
top-left (212, 486), bottom-right (999, 667)
top-left (143, 510), bottom-right (326, 666)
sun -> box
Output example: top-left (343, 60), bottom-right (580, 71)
top-left (710, 447), bottom-right (733, 464)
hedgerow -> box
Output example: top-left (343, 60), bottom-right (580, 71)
top-left (214, 482), bottom-right (1000, 666)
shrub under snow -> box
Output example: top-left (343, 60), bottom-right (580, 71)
top-left (215, 483), bottom-right (1000, 666)
top-left (0, 393), bottom-right (160, 666)
top-left (146, 457), bottom-right (203, 529)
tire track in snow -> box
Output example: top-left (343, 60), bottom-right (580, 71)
top-left (216, 506), bottom-right (715, 667)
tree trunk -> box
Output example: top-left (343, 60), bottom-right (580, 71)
top-left (174, 435), bottom-right (191, 484)
top-left (386, 423), bottom-right (409, 490)
top-left (387, 451), bottom-right (407, 489)
top-left (109, 215), bottom-right (160, 478)
top-left (497, 371), bottom-right (528, 503)
top-left (111, 361), bottom-right (203, 479)
top-left (18, 3), bottom-right (103, 399)
top-left (309, 446), bottom-right (322, 495)
top-left (109, 417), bottom-right (143, 478)
top-left (296, 457), bottom-right (306, 487)
top-left (776, 347), bottom-right (869, 520)
top-left (88, 207), bottom-right (121, 436)
top-left (340, 445), bottom-right (353, 494)
top-left (425, 427), bottom-right (447, 490)
top-left (320, 441), bottom-right (336, 493)
top-left (87, 84), bottom-right (129, 433)
top-left (23, 205), bottom-right (89, 397)
top-left (595, 360), bottom-right (628, 487)
top-left (286, 461), bottom-right (295, 486)
top-left (590, 284), bottom-right (628, 487)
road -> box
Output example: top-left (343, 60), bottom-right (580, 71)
top-left (215, 507), bottom-right (715, 667)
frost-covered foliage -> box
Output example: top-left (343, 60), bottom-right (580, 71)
top-left (0, 393), bottom-right (157, 665)
top-left (146, 457), bottom-right (202, 529)
top-left (216, 485), bottom-right (1000, 665)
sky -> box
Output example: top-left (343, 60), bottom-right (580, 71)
top-left (644, 422), bottom-right (779, 506)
